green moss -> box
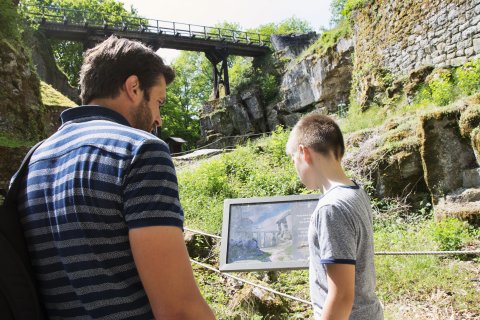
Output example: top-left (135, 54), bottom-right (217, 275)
top-left (472, 127), bottom-right (480, 156)
top-left (0, 0), bottom-right (21, 42)
top-left (342, 0), bottom-right (374, 18)
top-left (0, 132), bottom-right (35, 148)
top-left (40, 81), bottom-right (77, 107)
top-left (459, 105), bottom-right (480, 138)
top-left (295, 19), bottom-right (351, 63)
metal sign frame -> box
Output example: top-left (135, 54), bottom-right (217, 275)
top-left (219, 194), bottom-right (319, 272)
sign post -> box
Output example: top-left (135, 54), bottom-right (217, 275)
top-left (220, 194), bottom-right (319, 272)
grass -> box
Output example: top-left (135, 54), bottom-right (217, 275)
top-left (295, 19), bottom-right (351, 64)
top-left (190, 214), bottom-right (479, 318)
top-left (177, 127), bottom-right (306, 234)
top-left (180, 126), bottom-right (479, 318)
top-left (40, 81), bottom-right (77, 107)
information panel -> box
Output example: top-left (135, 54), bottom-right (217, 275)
top-left (219, 194), bottom-right (319, 271)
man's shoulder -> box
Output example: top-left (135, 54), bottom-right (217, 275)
top-left (33, 121), bottom-right (169, 163)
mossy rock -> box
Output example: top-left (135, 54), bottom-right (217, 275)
top-left (434, 188), bottom-right (480, 225)
top-left (0, 145), bottom-right (30, 193)
top-left (472, 127), bottom-right (480, 158)
top-left (418, 108), bottom-right (478, 200)
top-left (40, 81), bottom-right (77, 107)
top-left (459, 104), bottom-right (480, 138)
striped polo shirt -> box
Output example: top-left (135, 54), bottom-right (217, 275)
top-left (16, 105), bottom-right (184, 319)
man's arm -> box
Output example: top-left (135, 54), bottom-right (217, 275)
top-left (130, 226), bottom-right (215, 320)
top-left (321, 263), bottom-right (355, 320)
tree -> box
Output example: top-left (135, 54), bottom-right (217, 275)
top-left (330, 0), bottom-right (348, 26)
top-left (159, 51), bottom-right (212, 147)
top-left (21, 0), bottom-right (141, 87)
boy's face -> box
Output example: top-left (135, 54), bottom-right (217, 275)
top-left (290, 145), bottom-right (319, 190)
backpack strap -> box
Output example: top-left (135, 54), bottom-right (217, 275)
top-left (5, 140), bottom-right (45, 205)
top-left (0, 140), bottom-right (46, 320)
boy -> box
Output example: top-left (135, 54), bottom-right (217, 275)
top-left (286, 114), bottom-right (383, 320)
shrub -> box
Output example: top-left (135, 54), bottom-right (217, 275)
top-left (427, 69), bottom-right (456, 106)
top-left (455, 58), bottom-right (480, 96)
top-left (429, 218), bottom-right (475, 251)
top-left (342, 0), bottom-right (373, 18)
top-left (177, 128), bottom-right (306, 233)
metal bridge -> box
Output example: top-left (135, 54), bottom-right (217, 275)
top-left (20, 3), bottom-right (271, 98)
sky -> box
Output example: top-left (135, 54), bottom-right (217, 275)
top-left (120, 0), bottom-right (333, 63)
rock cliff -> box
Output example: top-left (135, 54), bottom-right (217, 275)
top-left (198, 33), bottom-right (354, 144)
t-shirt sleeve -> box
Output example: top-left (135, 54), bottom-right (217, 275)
top-left (123, 139), bottom-right (184, 230)
top-left (316, 204), bottom-right (357, 265)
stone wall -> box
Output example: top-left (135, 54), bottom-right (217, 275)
top-left (353, 0), bottom-right (480, 77)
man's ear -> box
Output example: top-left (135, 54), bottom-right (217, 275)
top-left (124, 75), bottom-right (142, 103)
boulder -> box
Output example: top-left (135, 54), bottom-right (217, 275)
top-left (374, 149), bottom-right (429, 200)
top-left (435, 188), bottom-right (480, 225)
top-left (419, 108), bottom-right (478, 200)
top-left (241, 88), bottom-right (267, 132)
top-left (228, 285), bottom-right (286, 316)
top-left (265, 102), bottom-right (281, 131)
top-left (184, 231), bottom-right (215, 260)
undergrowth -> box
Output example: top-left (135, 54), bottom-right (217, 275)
top-left (177, 127), bottom-right (305, 234)
top-left (180, 127), bottom-right (480, 318)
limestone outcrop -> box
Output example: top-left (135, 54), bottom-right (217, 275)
top-left (198, 34), bottom-right (354, 145)
top-left (24, 31), bottom-right (80, 103)
top-left (0, 39), bottom-right (46, 141)
top-left (275, 37), bottom-right (354, 119)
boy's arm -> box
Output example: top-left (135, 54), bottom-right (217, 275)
top-left (321, 264), bottom-right (355, 320)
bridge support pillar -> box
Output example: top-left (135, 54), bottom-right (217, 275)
top-left (205, 48), bottom-right (230, 99)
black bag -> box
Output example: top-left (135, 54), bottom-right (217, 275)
top-left (0, 141), bottom-right (45, 320)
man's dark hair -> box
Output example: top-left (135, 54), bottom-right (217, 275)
top-left (287, 113), bottom-right (345, 160)
top-left (79, 35), bottom-right (175, 104)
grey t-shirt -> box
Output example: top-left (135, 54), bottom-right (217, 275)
top-left (308, 183), bottom-right (383, 320)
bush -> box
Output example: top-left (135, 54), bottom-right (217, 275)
top-left (429, 218), bottom-right (475, 251)
top-left (427, 69), bottom-right (456, 106)
top-left (455, 58), bottom-right (480, 96)
top-left (342, 0), bottom-right (373, 17)
top-left (177, 128), bottom-right (306, 233)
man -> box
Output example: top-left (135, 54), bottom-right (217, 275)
top-left (286, 114), bottom-right (383, 320)
top-left (17, 36), bottom-right (215, 319)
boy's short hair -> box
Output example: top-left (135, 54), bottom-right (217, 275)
top-left (286, 113), bottom-right (345, 160)
top-left (79, 35), bottom-right (175, 104)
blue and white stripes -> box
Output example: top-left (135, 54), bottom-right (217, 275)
top-left (18, 106), bottom-right (184, 319)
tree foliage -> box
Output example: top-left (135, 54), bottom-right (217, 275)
top-left (0, 0), bottom-right (21, 42)
top-left (21, 0), bottom-right (313, 147)
top-left (21, 0), bottom-right (141, 86)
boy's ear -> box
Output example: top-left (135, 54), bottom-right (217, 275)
top-left (299, 145), bottom-right (313, 165)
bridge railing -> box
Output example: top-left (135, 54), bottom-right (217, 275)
top-left (19, 3), bottom-right (271, 46)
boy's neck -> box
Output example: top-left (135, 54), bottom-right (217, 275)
top-left (317, 163), bottom-right (355, 194)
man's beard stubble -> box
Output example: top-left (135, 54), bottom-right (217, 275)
top-left (131, 98), bottom-right (153, 133)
